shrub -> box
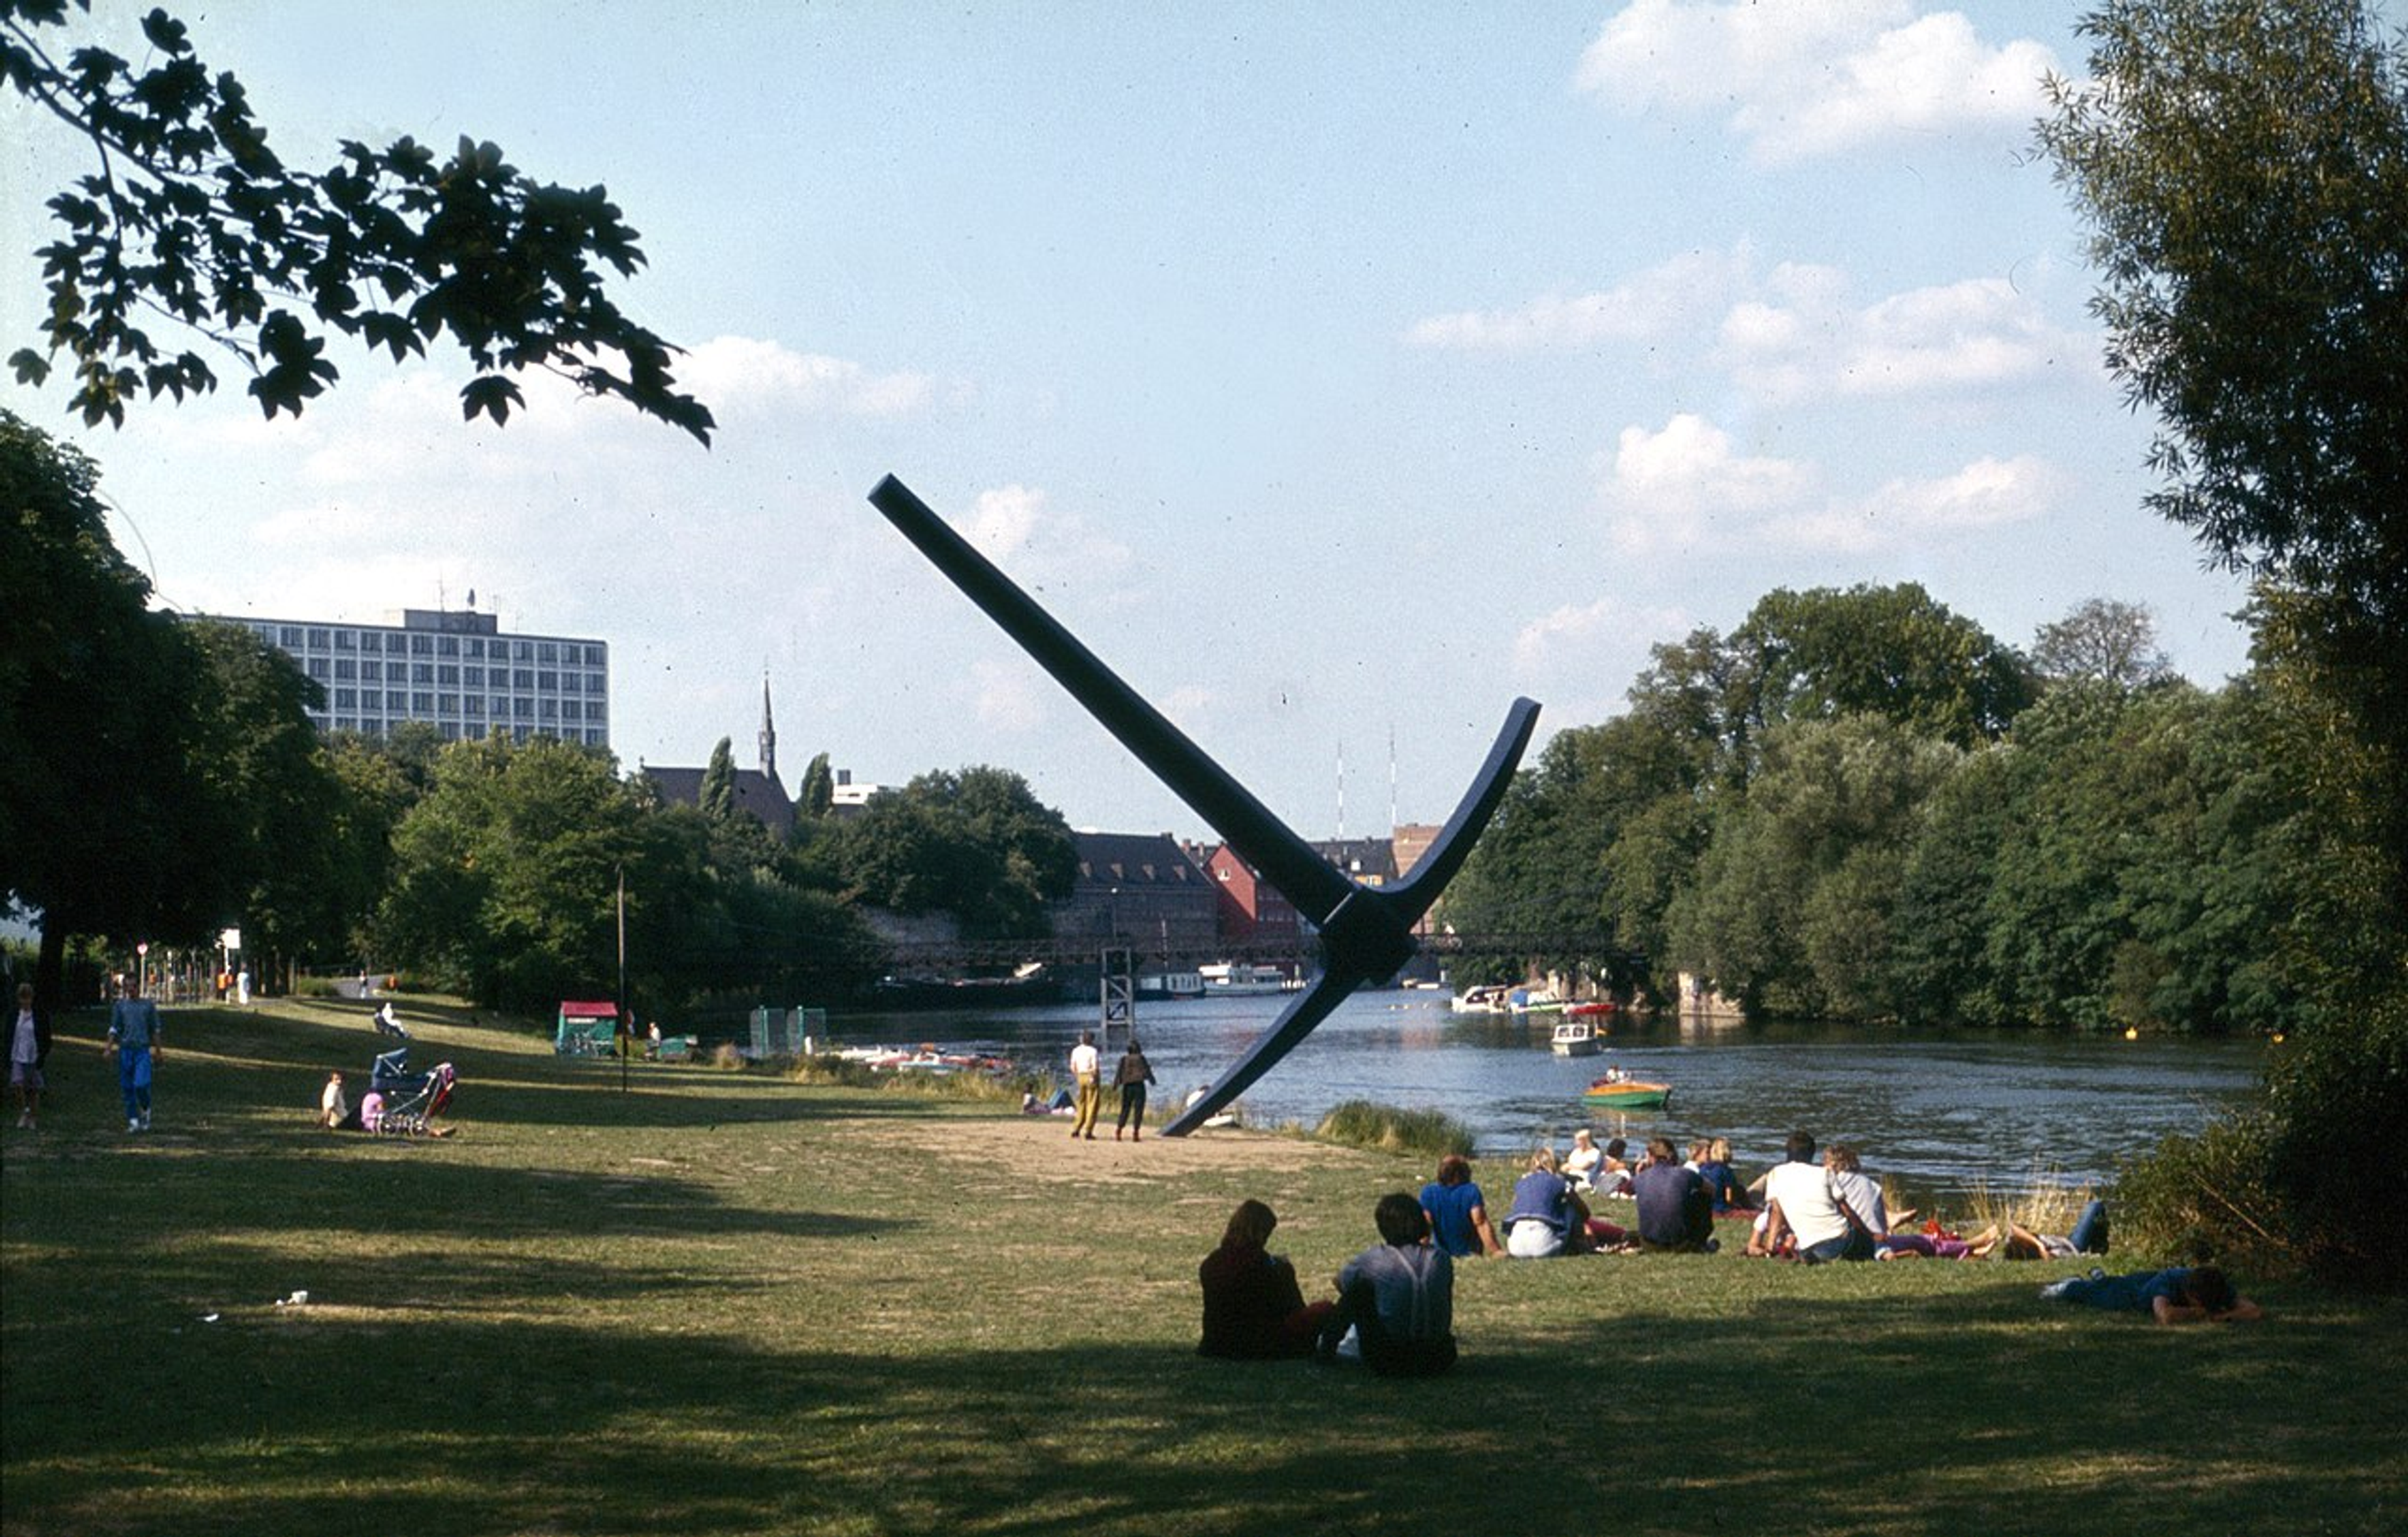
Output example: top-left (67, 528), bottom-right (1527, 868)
top-left (2116, 1112), bottom-right (2286, 1273)
top-left (1312, 1099), bottom-right (1475, 1159)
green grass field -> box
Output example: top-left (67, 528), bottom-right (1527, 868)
top-left (5, 995), bottom-right (2402, 1536)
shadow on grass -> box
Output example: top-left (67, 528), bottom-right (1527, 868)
top-left (3, 1284), bottom-right (2398, 1537)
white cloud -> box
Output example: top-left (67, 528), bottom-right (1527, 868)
top-left (1719, 273), bottom-right (2086, 403)
top-left (1763, 453), bottom-right (2060, 551)
top-left (1598, 413), bottom-right (1816, 553)
top-left (1513, 596), bottom-right (1687, 673)
top-left (1407, 247), bottom-right (1748, 352)
top-left (1576, 1), bottom-right (2061, 164)
top-left (678, 335), bottom-right (936, 418)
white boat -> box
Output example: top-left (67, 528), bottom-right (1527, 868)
top-left (1550, 1020), bottom-right (1601, 1056)
top-left (1197, 962), bottom-right (1296, 995)
top-left (1451, 984), bottom-right (1512, 1015)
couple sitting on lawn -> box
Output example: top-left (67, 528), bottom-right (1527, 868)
top-left (1196, 1194), bottom-right (1456, 1376)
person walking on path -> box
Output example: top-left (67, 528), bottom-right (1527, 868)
top-left (107, 974), bottom-right (163, 1132)
top-left (1112, 1035), bottom-right (1157, 1141)
top-left (11, 983), bottom-right (51, 1130)
top-left (1068, 1031), bottom-right (1102, 1139)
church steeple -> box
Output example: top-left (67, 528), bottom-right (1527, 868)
top-left (758, 669), bottom-right (778, 786)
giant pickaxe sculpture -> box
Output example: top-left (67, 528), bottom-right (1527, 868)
top-left (868, 475), bottom-right (1539, 1136)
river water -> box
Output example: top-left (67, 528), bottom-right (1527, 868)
top-left (825, 988), bottom-right (2264, 1204)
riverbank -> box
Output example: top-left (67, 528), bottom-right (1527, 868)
top-left (3, 995), bottom-right (2400, 1535)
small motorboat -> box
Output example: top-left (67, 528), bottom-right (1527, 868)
top-left (1582, 1073), bottom-right (1671, 1111)
top-left (1550, 1020), bottom-right (1601, 1057)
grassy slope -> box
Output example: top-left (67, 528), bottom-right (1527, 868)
top-left (3, 995), bottom-right (2400, 1537)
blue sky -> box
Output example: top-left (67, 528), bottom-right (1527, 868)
top-left (4, 3), bottom-right (2271, 840)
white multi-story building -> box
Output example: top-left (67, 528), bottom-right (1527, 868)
top-left (221, 607), bottom-right (609, 747)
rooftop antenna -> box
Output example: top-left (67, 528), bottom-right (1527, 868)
top-left (1389, 724), bottom-right (1398, 833)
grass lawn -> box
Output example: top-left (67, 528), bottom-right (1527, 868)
top-left (4, 994), bottom-right (2402, 1536)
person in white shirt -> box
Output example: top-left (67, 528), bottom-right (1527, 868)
top-left (1757, 1131), bottom-right (1864, 1262)
top-left (1067, 1032), bottom-right (1102, 1140)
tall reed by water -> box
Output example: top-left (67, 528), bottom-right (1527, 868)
top-left (1312, 1099), bottom-right (1476, 1159)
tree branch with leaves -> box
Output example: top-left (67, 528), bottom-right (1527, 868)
top-left (3, 0), bottom-right (714, 442)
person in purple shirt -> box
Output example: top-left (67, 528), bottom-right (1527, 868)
top-left (1632, 1137), bottom-right (1718, 1252)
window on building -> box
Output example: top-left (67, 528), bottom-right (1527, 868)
top-left (410, 634), bottom-right (433, 655)
top-left (278, 625), bottom-right (303, 647)
top-left (559, 672), bottom-right (581, 694)
top-left (514, 699), bottom-right (534, 719)
top-left (386, 690), bottom-right (408, 710)
top-left (463, 665), bottom-right (483, 687)
top-left (539, 698), bottom-right (558, 719)
top-left (359, 660), bottom-right (381, 682)
top-left (334, 630), bottom-right (355, 650)
top-left (537, 671), bottom-right (557, 691)
top-left (306, 658), bottom-right (330, 679)
top-left (437, 664), bottom-right (458, 685)
top-left (438, 636), bottom-right (459, 657)
top-left (536, 642), bottom-right (558, 663)
top-left (306, 627), bottom-right (329, 647)
top-left (411, 692), bottom-right (434, 713)
top-left (513, 668), bottom-right (534, 689)
top-left (465, 638), bottom-right (483, 658)
top-left (437, 694), bottom-right (458, 714)
top-left (586, 729), bottom-right (606, 745)
top-left (440, 722), bottom-right (461, 740)
top-left (334, 658), bottom-right (355, 680)
top-left (514, 640), bottom-right (533, 660)
top-left (334, 688), bottom-right (356, 709)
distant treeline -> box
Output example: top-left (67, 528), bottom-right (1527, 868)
top-left (1446, 585), bottom-right (2323, 1035)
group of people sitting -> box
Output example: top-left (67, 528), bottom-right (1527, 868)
top-left (1198, 1195), bottom-right (1458, 1377)
top-left (1343, 1129), bottom-right (2261, 1326)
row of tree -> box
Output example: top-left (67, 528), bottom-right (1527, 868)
top-left (3, 408), bottom-right (1077, 1014)
top-left (1446, 583), bottom-right (2314, 1037)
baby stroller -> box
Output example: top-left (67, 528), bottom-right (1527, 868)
top-left (364, 1020), bottom-right (457, 1136)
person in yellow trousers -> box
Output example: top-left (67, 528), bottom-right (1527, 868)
top-left (1069, 1030), bottom-right (1102, 1139)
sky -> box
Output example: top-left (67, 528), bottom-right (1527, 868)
top-left (3, 1), bottom-right (2276, 842)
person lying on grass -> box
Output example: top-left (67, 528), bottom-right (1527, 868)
top-left (2041, 1264), bottom-right (2264, 1324)
top-left (1318, 1193), bottom-right (1457, 1377)
top-left (1198, 1199), bottom-right (1334, 1360)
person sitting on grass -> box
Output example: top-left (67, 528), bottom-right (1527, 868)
top-left (1564, 1128), bottom-right (1607, 1191)
top-left (1824, 1143), bottom-right (1903, 1253)
top-left (1503, 1147), bottom-right (1599, 1257)
top-left (1696, 1136), bottom-right (1753, 1213)
top-left (1632, 1136), bottom-right (1718, 1252)
top-left (2040, 1264), bottom-right (2263, 1324)
top-left (1757, 1131), bottom-right (1866, 1262)
top-left (1320, 1193), bottom-right (1457, 1376)
top-left (1198, 1199), bottom-right (1334, 1360)
top-left (1420, 1153), bottom-right (1504, 1259)
top-left (319, 1071), bottom-right (353, 1130)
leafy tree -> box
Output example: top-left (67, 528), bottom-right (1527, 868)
top-left (1665, 714), bottom-right (1958, 1018)
top-left (0, 408), bottom-right (211, 1000)
top-left (376, 734), bottom-right (647, 1010)
top-left (699, 736), bottom-right (737, 822)
top-left (2041, 0), bottom-right (2408, 1284)
top-left (1730, 583), bottom-right (2035, 753)
top-left (823, 766), bottom-right (1075, 942)
top-left (3, 1), bottom-right (713, 441)
top-left (2031, 596), bottom-right (2174, 689)
top-left (180, 617), bottom-right (347, 976)
top-left (2038, 0), bottom-right (2406, 686)
top-left (798, 751), bottom-right (835, 821)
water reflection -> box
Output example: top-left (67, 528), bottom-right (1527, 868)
top-left (825, 991), bottom-right (2261, 1203)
